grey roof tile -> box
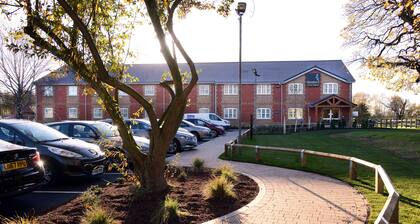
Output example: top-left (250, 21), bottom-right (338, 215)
top-left (35, 60), bottom-right (355, 85)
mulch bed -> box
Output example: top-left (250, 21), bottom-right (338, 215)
top-left (38, 167), bottom-right (259, 224)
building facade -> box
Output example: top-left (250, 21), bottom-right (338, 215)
top-left (35, 60), bottom-right (356, 127)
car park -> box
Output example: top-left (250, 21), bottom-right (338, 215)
top-left (183, 113), bottom-right (231, 129)
top-left (0, 139), bottom-right (45, 198)
top-left (47, 121), bottom-right (150, 153)
top-left (101, 118), bottom-right (197, 153)
top-left (184, 118), bottom-right (225, 137)
top-left (180, 120), bottom-right (212, 141)
top-left (0, 120), bottom-right (106, 184)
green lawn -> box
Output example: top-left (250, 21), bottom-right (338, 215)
top-left (220, 129), bottom-right (420, 223)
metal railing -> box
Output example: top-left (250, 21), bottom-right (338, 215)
top-left (224, 141), bottom-right (399, 224)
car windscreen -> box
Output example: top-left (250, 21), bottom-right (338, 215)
top-left (92, 122), bottom-right (119, 137)
top-left (12, 122), bottom-right (69, 142)
top-left (182, 120), bottom-right (195, 127)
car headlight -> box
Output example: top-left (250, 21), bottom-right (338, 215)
top-left (47, 147), bottom-right (84, 158)
top-left (216, 125), bottom-right (224, 130)
top-left (91, 146), bottom-right (105, 157)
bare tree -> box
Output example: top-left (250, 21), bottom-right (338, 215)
top-left (0, 34), bottom-right (49, 118)
top-left (384, 95), bottom-right (409, 119)
top-left (343, 0), bottom-right (419, 92)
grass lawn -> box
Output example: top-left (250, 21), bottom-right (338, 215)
top-left (219, 129), bottom-right (420, 223)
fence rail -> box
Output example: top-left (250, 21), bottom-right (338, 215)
top-left (224, 140), bottom-right (399, 224)
top-left (374, 118), bottom-right (420, 129)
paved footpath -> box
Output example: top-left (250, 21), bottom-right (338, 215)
top-left (170, 131), bottom-right (369, 224)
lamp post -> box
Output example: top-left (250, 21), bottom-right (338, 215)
top-left (252, 68), bottom-right (260, 123)
top-left (236, 2), bottom-right (246, 142)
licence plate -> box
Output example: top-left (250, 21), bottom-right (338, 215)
top-left (92, 165), bottom-right (104, 175)
top-left (2, 160), bottom-right (27, 172)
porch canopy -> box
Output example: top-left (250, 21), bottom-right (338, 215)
top-left (309, 95), bottom-right (356, 109)
top-left (309, 95), bottom-right (356, 125)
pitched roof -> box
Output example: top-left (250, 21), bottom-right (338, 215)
top-left (35, 60), bottom-right (355, 85)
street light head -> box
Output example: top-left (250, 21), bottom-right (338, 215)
top-left (252, 68), bottom-right (260, 77)
top-left (236, 2), bottom-right (247, 16)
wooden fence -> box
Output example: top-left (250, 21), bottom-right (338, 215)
top-left (374, 118), bottom-right (420, 129)
top-left (224, 140), bottom-right (400, 224)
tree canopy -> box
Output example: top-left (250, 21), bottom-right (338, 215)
top-left (343, 0), bottom-right (419, 93)
top-left (0, 0), bottom-right (234, 193)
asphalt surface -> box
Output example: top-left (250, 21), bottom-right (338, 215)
top-left (0, 173), bottom-right (122, 217)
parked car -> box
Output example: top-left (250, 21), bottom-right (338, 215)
top-left (180, 120), bottom-right (212, 141)
top-left (183, 113), bottom-right (230, 129)
top-left (0, 120), bottom-right (106, 184)
top-left (46, 121), bottom-right (150, 153)
top-left (184, 118), bottom-right (225, 137)
top-left (0, 139), bottom-right (45, 198)
top-left (101, 119), bottom-right (197, 153)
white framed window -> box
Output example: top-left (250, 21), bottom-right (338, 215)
top-left (323, 83), bottom-right (338, 94)
top-left (121, 107), bottom-right (129, 119)
top-left (44, 108), bottom-right (53, 118)
top-left (68, 86), bottom-right (78, 96)
top-left (93, 108), bottom-right (103, 119)
top-left (199, 85), bottom-right (210, 96)
top-left (288, 108), bottom-right (303, 119)
top-left (68, 107), bottom-right (78, 119)
top-left (256, 108), bottom-right (271, 119)
top-left (118, 90), bottom-right (128, 96)
top-left (288, 83), bottom-right (304, 95)
top-left (44, 86), bottom-right (53, 96)
top-left (256, 84), bottom-right (271, 95)
top-left (199, 108), bottom-right (210, 113)
top-left (144, 85), bottom-right (155, 96)
top-left (223, 84), bottom-right (238, 95)
top-left (223, 108), bottom-right (238, 119)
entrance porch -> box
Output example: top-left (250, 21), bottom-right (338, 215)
top-left (309, 95), bottom-right (356, 128)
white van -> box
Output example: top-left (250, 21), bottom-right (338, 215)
top-left (184, 113), bottom-right (231, 129)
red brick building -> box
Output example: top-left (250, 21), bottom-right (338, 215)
top-left (35, 60), bottom-right (356, 127)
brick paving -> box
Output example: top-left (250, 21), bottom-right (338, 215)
top-left (170, 131), bottom-right (369, 224)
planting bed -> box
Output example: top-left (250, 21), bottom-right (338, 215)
top-left (38, 168), bottom-right (258, 224)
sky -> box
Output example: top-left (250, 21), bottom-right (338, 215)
top-left (129, 0), bottom-right (419, 103)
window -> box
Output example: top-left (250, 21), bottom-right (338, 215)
top-left (256, 108), bottom-right (271, 119)
top-left (323, 83), bottom-right (338, 94)
top-left (198, 85), bottom-right (210, 96)
top-left (256, 84), bottom-right (271, 95)
top-left (44, 86), bottom-right (53, 96)
top-left (288, 83), bottom-right (304, 95)
top-left (144, 85), bottom-right (155, 96)
top-left (223, 108), bottom-right (237, 119)
top-left (72, 124), bottom-right (96, 138)
top-left (223, 84), bottom-right (238, 95)
top-left (68, 107), bottom-right (78, 119)
top-left (68, 86), bottom-right (78, 96)
top-left (0, 126), bottom-right (24, 145)
top-left (288, 108), bottom-right (303, 119)
top-left (118, 90), bottom-right (128, 96)
top-left (50, 124), bottom-right (70, 135)
top-left (93, 108), bottom-right (103, 119)
top-left (199, 108), bottom-right (209, 113)
top-left (44, 108), bottom-right (53, 118)
top-left (121, 107), bottom-right (129, 119)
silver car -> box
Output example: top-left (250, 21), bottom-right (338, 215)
top-left (180, 120), bottom-right (212, 141)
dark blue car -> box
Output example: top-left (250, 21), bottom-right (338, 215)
top-left (0, 120), bottom-right (106, 184)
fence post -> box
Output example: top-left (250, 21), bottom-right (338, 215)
top-left (300, 150), bottom-right (307, 166)
top-left (255, 146), bottom-right (260, 161)
top-left (390, 198), bottom-right (399, 224)
top-left (349, 160), bottom-right (357, 180)
top-left (224, 144), bottom-right (229, 157)
top-left (375, 168), bottom-right (384, 194)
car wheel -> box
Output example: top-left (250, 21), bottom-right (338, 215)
top-left (192, 132), bottom-right (201, 141)
top-left (168, 139), bottom-right (182, 154)
top-left (43, 160), bottom-right (58, 185)
top-left (210, 130), bottom-right (218, 138)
